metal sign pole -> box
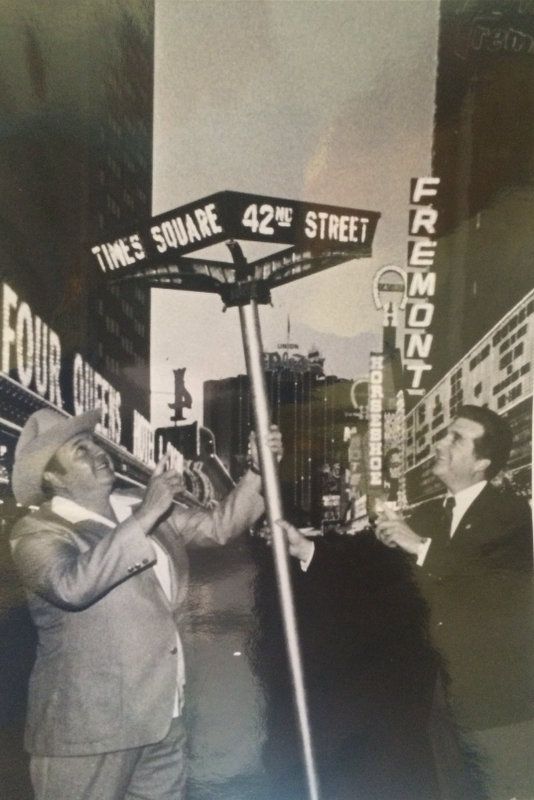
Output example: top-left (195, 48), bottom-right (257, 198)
top-left (91, 193), bottom-right (380, 800)
top-left (238, 298), bottom-right (320, 800)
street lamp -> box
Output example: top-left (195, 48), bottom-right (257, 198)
top-left (90, 190), bottom-right (380, 800)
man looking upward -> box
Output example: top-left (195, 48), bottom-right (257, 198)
top-left (375, 405), bottom-right (534, 800)
top-left (281, 405), bottom-right (533, 799)
top-left (10, 407), bottom-right (281, 800)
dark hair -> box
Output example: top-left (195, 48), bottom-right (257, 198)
top-left (41, 452), bottom-right (66, 498)
top-left (456, 405), bottom-right (513, 479)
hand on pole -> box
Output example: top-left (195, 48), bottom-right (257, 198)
top-left (134, 453), bottom-right (184, 531)
top-left (274, 519), bottom-right (315, 564)
top-left (248, 424), bottom-right (284, 472)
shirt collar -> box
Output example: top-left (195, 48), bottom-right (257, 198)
top-left (445, 480), bottom-right (487, 518)
top-left (51, 493), bottom-right (141, 528)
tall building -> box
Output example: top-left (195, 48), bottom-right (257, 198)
top-left (0, 0), bottom-right (153, 477)
top-left (406, 288), bottom-right (533, 505)
top-left (430, 0), bottom-right (534, 384)
top-left (204, 346), bottom-right (351, 526)
top-left (0, 8), bottom-right (154, 796)
top-left (400, 0), bottom-right (534, 508)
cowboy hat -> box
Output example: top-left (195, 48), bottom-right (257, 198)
top-left (12, 407), bottom-right (101, 507)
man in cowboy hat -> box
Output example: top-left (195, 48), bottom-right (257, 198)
top-left (10, 406), bottom-right (282, 800)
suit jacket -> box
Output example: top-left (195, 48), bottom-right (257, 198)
top-left (409, 484), bottom-right (534, 731)
top-left (254, 532), bottom-right (439, 800)
top-left (10, 471), bottom-right (264, 756)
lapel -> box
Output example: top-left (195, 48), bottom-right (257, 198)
top-left (43, 498), bottom-right (181, 610)
top-left (149, 531), bottom-right (179, 609)
top-left (70, 517), bottom-right (114, 551)
top-left (422, 488), bottom-right (492, 572)
top-left (74, 519), bottom-right (178, 610)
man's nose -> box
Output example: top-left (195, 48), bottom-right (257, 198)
top-left (435, 437), bottom-right (447, 455)
top-left (88, 440), bottom-right (104, 456)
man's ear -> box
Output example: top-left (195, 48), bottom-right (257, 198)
top-left (42, 469), bottom-right (64, 494)
top-left (475, 457), bottom-right (491, 479)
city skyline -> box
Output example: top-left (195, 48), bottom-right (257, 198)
top-left (150, 0), bottom-right (439, 429)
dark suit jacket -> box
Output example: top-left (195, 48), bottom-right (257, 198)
top-left (409, 484), bottom-right (534, 731)
top-left (254, 531), bottom-right (439, 800)
top-left (10, 471), bottom-right (264, 756)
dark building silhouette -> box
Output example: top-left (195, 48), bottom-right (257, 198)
top-left (400, 0), bottom-right (534, 507)
top-left (0, 7), bottom-right (154, 798)
top-left (0, 0), bottom-right (153, 457)
top-left (430, 0), bottom-right (534, 383)
top-left (204, 347), bottom-right (351, 526)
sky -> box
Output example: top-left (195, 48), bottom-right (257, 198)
top-left (151, 0), bottom-right (439, 429)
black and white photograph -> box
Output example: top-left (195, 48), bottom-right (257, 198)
top-left (0, 1), bottom-right (533, 799)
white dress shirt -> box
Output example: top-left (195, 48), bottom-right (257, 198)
top-left (447, 480), bottom-right (487, 537)
top-left (51, 493), bottom-right (185, 717)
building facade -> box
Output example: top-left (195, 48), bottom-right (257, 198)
top-left (204, 347), bottom-right (352, 526)
top-left (0, 0), bottom-right (154, 502)
top-left (429, 0), bottom-right (534, 385)
top-left (406, 288), bottom-right (533, 505)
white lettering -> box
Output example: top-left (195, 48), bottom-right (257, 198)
top-left (48, 330), bottom-right (62, 407)
top-left (73, 354), bottom-right (120, 443)
top-left (405, 333), bottom-right (434, 359)
top-left (130, 234), bottom-right (146, 261)
top-left (405, 362), bottom-right (432, 388)
top-left (2, 284), bottom-right (18, 373)
top-left (410, 206), bottom-right (438, 236)
top-left (34, 317), bottom-right (48, 397)
top-left (151, 225), bottom-right (167, 253)
top-left (411, 177), bottom-right (440, 204)
top-left (408, 271), bottom-right (436, 297)
top-left (409, 239), bottom-right (437, 267)
top-left (407, 302), bottom-right (434, 328)
top-left (370, 355), bottom-right (383, 370)
top-left (16, 302), bottom-right (34, 388)
top-left (304, 210), bottom-right (365, 243)
top-left (304, 211), bottom-right (317, 238)
top-left (205, 203), bottom-right (223, 234)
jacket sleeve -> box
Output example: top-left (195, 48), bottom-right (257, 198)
top-left (168, 469), bottom-right (265, 546)
top-left (10, 515), bottom-right (156, 611)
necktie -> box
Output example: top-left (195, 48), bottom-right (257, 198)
top-left (443, 496), bottom-right (456, 536)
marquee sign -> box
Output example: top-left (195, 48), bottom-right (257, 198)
top-left (90, 191), bottom-right (380, 296)
top-left (403, 176), bottom-right (440, 395)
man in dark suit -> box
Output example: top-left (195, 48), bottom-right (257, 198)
top-left (9, 407), bottom-right (281, 800)
top-left (374, 405), bottom-right (534, 800)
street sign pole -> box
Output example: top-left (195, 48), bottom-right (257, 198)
top-left (239, 298), bottom-right (320, 800)
top-left (90, 190), bottom-right (381, 800)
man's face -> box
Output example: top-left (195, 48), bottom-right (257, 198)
top-left (432, 416), bottom-right (489, 492)
top-left (387, 453), bottom-right (402, 479)
top-left (50, 433), bottom-right (115, 498)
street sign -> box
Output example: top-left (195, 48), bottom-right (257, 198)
top-left (89, 190), bottom-right (381, 800)
top-left (90, 191), bottom-right (380, 291)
